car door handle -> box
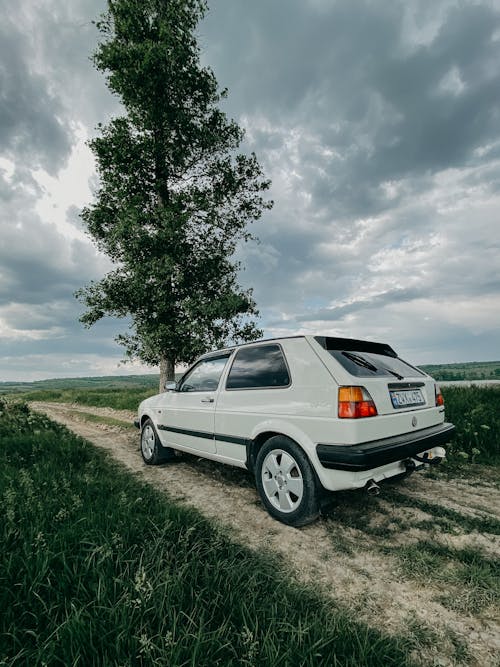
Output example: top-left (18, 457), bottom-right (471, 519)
top-left (200, 397), bottom-right (214, 403)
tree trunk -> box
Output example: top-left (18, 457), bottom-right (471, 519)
top-left (159, 355), bottom-right (175, 392)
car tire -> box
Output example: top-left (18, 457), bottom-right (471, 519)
top-left (255, 435), bottom-right (320, 527)
top-left (140, 418), bottom-right (175, 465)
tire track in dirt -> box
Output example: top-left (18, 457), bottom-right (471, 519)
top-left (31, 401), bottom-right (500, 667)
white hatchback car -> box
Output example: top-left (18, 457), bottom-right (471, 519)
top-left (136, 336), bottom-right (455, 526)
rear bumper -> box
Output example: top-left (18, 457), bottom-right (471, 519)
top-left (316, 422), bottom-right (455, 472)
top-left (134, 419), bottom-right (140, 429)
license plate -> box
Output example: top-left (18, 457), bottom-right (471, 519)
top-left (390, 389), bottom-right (425, 409)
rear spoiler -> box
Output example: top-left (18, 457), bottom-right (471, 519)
top-left (314, 336), bottom-right (398, 358)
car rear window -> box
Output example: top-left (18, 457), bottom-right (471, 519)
top-left (315, 336), bottom-right (424, 379)
top-left (226, 344), bottom-right (291, 389)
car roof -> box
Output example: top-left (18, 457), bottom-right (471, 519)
top-left (198, 335), bottom-right (305, 360)
top-left (199, 334), bottom-right (395, 360)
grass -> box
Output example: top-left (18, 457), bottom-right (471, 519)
top-left (0, 400), bottom-right (413, 667)
top-left (441, 385), bottom-right (500, 465)
top-left (14, 386), bottom-right (157, 411)
top-left (388, 541), bottom-right (499, 615)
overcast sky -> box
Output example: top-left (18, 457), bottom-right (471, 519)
top-left (1, 0), bottom-right (500, 381)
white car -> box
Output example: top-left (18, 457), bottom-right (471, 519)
top-left (136, 336), bottom-right (455, 526)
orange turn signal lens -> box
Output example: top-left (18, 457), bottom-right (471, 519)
top-left (338, 386), bottom-right (364, 402)
top-left (338, 386), bottom-right (378, 419)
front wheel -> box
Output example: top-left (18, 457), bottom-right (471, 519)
top-left (140, 419), bottom-right (175, 465)
top-left (255, 436), bottom-right (320, 527)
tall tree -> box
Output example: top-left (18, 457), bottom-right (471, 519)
top-left (76, 0), bottom-right (272, 389)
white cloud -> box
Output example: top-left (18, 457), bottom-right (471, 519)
top-left (32, 123), bottom-right (95, 241)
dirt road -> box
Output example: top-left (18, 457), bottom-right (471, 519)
top-left (31, 401), bottom-right (500, 667)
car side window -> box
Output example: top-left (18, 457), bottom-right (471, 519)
top-left (179, 355), bottom-right (230, 392)
top-left (226, 344), bottom-right (290, 390)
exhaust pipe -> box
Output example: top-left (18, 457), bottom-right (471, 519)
top-left (365, 479), bottom-right (380, 496)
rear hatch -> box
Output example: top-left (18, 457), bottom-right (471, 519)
top-left (313, 336), bottom-right (439, 421)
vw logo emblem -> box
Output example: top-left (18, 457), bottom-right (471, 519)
top-left (412, 416), bottom-right (418, 427)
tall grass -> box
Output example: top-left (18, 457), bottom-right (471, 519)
top-left (442, 386), bottom-right (500, 464)
top-left (0, 400), bottom-right (411, 666)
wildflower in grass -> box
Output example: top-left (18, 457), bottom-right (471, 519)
top-left (134, 566), bottom-right (153, 601)
top-left (19, 469), bottom-right (35, 502)
top-left (137, 632), bottom-right (154, 658)
top-left (240, 625), bottom-right (259, 664)
top-left (33, 531), bottom-right (47, 550)
top-left (4, 487), bottom-right (16, 523)
top-left (54, 507), bottom-right (69, 523)
top-left (71, 493), bottom-right (83, 510)
top-left (111, 532), bottom-right (123, 549)
top-left (127, 566), bottom-right (154, 608)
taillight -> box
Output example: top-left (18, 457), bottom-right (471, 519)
top-left (338, 386), bottom-right (378, 418)
top-left (435, 385), bottom-right (444, 407)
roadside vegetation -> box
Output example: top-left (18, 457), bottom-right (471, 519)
top-left (441, 385), bottom-right (500, 465)
top-left (3, 385), bottom-right (499, 665)
top-left (9, 387), bottom-right (156, 411)
top-left (0, 399), bottom-right (412, 666)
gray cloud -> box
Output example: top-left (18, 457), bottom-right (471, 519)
top-left (0, 19), bottom-right (72, 173)
top-left (0, 169), bottom-right (108, 307)
top-left (297, 287), bottom-right (426, 322)
top-left (204, 0), bottom-right (500, 219)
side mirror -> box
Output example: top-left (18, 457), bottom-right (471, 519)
top-left (164, 381), bottom-right (177, 392)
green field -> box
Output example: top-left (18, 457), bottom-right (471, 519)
top-left (0, 400), bottom-right (412, 666)
top-left (0, 373), bottom-right (160, 395)
top-left (420, 360), bottom-right (500, 381)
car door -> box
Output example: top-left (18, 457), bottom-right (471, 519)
top-left (157, 353), bottom-right (231, 454)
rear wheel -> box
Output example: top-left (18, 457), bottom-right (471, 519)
top-left (140, 419), bottom-right (175, 465)
top-left (255, 436), bottom-right (320, 527)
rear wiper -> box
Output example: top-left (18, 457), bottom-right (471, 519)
top-left (343, 351), bottom-right (405, 380)
top-left (384, 368), bottom-right (405, 380)
top-left (342, 351), bottom-right (378, 373)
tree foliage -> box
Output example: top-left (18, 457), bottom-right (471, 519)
top-left (76, 0), bottom-right (272, 383)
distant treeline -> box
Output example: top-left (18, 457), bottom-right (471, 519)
top-left (420, 360), bottom-right (500, 381)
